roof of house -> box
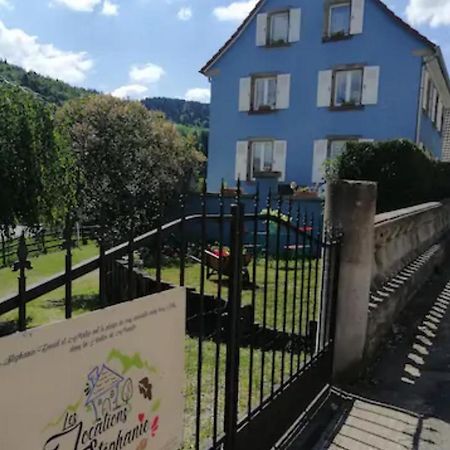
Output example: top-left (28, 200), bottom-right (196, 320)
top-left (200, 0), bottom-right (449, 92)
top-left (85, 364), bottom-right (124, 404)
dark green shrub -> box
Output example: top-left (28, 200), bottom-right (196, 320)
top-left (333, 140), bottom-right (448, 212)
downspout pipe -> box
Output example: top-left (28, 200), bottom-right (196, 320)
top-left (415, 59), bottom-right (425, 146)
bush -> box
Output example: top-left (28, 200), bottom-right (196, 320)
top-left (332, 140), bottom-right (450, 212)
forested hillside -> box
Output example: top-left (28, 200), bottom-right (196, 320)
top-left (0, 61), bottom-right (210, 131)
top-left (141, 97), bottom-right (209, 128)
top-left (0, 60), bottom-right (97, 105)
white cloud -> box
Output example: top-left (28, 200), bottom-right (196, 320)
top-left (101, 0), bottom-right (119, 16)
top-left (406, 0), bottom-right (450, 27)
top-left (213, 0), bottom-right (257, 21)
top-left (0, 20), bottom-right (92, 84)
top-left (53, 0), bottom-right (102, 12)
top-left (111, 84), bottom-right (149, 99)
top-left (129, 63), bottom-right (165, 84)
top-left (0, 0), bottom-right (13, 9)
top-left (177, 6), bottom-right (192, 21)
top-left (185, 88), bottom-right (210, 103)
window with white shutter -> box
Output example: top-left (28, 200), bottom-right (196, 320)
top-left (422, 70), bottom-right (429, 111)
top-left (327, 3), bottom-right (351, 38)
top-left (437, 100), bottom-right (444, 132)
top-left (273, 141), bottom-right (287, 181)
top-left (350, 0), bottom-right (365, 35)
top-left (317, 70), bottom-right (333, 107)
top-left (253, 76), bottom-right (277, 111)
top-left (251, 141), bottom-right (273, 178)
top-left (235, 141), bottom-right (249, 181)
top-left (256, 13), bottom-right (268, 46)
top-left (288, 8), bottom-right (301, 43)
top-left (245, 140), bottom-right (287, 181)
top-left (361, 66), bottom-right (380, 105)
top-left (275, 74), bottom-right (291, 110)
top-left (268, 11), bottom-right (289, 45)
top-left (312, 140), bottom-right (328, 184)
top-left (431, 88), bottom-right (438, 123)
top-left (247, 74), bottom-right (290, 112)
top-left (239, 77), bottom-right (251, 112)
top-left (333, 69), bottom-right (363, 107)
top-left (256, 9), bottom-right (301, 47)
top-left (426, 80), bottom-right (434, 116)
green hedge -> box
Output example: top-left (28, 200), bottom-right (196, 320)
top-left (332, 140), bottom-right (450, 212)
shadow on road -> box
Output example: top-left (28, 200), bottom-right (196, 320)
top-left (316, 265), bottom-right (450, 450)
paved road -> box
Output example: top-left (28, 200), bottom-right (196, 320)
top-left (316, 265), bottom-right (450, 450)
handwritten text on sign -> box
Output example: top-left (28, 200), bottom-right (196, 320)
top-left (0, 288), bottom-right (186, 450)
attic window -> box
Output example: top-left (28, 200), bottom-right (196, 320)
top-left (328, 3), bottom-right (351, 37)
top-left (268, 11), bottom-right (289, 45)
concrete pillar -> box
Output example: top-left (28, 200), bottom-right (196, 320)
top-left (325, 180), bottom-right (377, 382)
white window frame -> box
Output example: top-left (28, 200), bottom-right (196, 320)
top-left (328, 139), bottom-right (351, 159)
top-left (267, 11), bottom-right (290, 45)
top-left (252, 76), bottom-right (277, 111)
top-left (328, 3), bottom-right (351, 37)
top-left (332, 68), bottom-right (363, 107)
top-left (250, 140), bottom-right (275, 178)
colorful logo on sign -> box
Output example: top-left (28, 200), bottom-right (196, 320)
top-left (42, 349), bottom-right (161, 450)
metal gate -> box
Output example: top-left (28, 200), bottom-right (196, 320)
top-left (0, 185), bottom-right (341, 450)
top-left (208, 195), bottom-right (341, 450)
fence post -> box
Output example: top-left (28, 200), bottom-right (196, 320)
top-left (324, 180), bottom-right (377, 382)
top-left (99, 241), bottom-right (107, 306)
top-left (127, 229), bottom-right (134, 301)
top-left (14, 234), bottom-right (31, 331)
top-left (41, 229), bottom-right (47, 254)
top-left (1, 232), bottom-right (6, 267)
top-left (224, 202), bottom-right (244, 450)
top-left (64, 220), bottom-right (73, 319)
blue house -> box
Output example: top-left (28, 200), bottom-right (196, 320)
top-left (201, 0), bottom-right (450, 193)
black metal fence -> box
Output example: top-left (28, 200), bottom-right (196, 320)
top-left (0, 186), bottom-right (341, 450)
top-left (0, 226), bottom-right (97, 269)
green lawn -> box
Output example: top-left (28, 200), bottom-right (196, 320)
top-left (0, 242), bottom-right (100, 331)
top-left (148, 258), bottom-right (322, 449)
top-left (0, 247), bottom-right (322, 450)
top-left (0, 242), bottom-right (99, 299)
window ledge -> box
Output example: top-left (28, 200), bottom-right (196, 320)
top-left (248, 108), bottom-right (277, 115)
top-left (322, 33), bottom-right (352, 43)
top-left (253, 171), bottom-right (281, 179)
top-left (328, 104), bottom-right (365, 112)
top-left (265, 42), bottom-right (291, 48)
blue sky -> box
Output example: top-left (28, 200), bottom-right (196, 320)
top-left (0, 0), bottom-right (449, 103)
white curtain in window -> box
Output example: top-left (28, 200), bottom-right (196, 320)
top-left (254, 78), bottom-right (277, 110)
top-left (329, 4), bottom-right (350, 35)
top-left (334, 70), bottom-right (362, 106)
top-left (251, 141), bottom-right (274, 175)
top-left (270, 13), bottom-right (289, 43)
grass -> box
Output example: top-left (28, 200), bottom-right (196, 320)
top-left (0, 242), bottom-right (99, 299)
top-left (0, 242), bottom-right (100, 332)
top-left (148, 257), bottom-right (323, 449)
top-left (0, 246), bottom-right (323, 449)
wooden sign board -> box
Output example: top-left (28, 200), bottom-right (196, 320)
top-left (0, 288), bottom-right (186, 450)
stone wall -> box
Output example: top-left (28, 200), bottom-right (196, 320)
top-left (365, 200), bottom-right (450, 359)
top-left (372, 201), bottom-right (450, 289)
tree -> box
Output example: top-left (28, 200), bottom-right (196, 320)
top-left (54, 95), bottom-right (204, 244)
top-left (0, 83), bottom-right (60, 234)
